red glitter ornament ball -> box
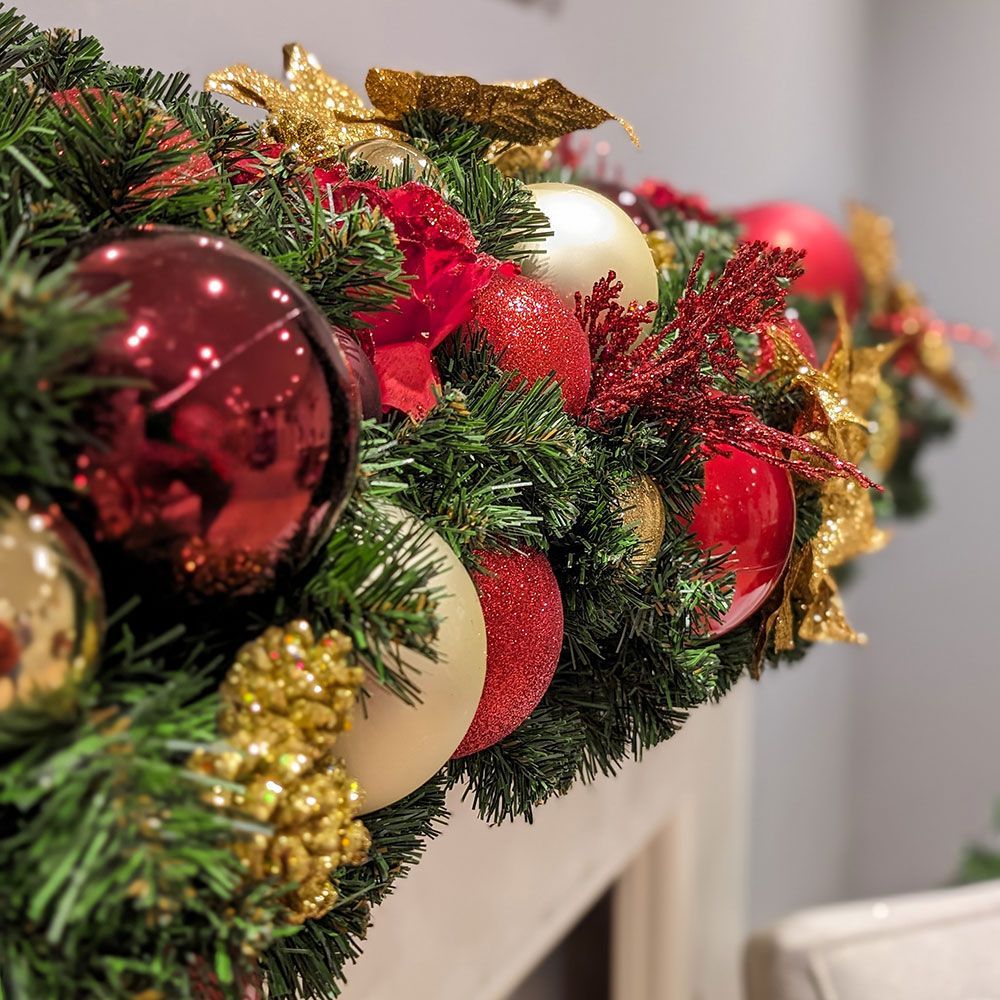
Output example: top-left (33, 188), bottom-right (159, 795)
top-left (583, 179), bottom-right (661, 233)
top-left (453, 549), bottom-right (565, 757)
top-left (735, 201), bottom-right (863, 318)
top-left (470, 271), bottom-right (592, 416)
top-left (686, 448), bottom-right (796, 636)
top-left (51, 89), bottom-right (215, 195)
top-left (756, 314), bottom-right (819, 373)
top-left (73, 228), bottom-right (359, 596)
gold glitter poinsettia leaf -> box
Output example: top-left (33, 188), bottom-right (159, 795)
top-left (365, 67), bottom-right (639, 147)
top-left (206, 43), bottom-right (402, 161)
top-left (764, 313), bottom-right (900, 650)
top-left (848, 202), bottom-right (970, 407)
top-left (868, 380), bottom-right (902, 474)
top-left (848, 201), bottom-right (898, 313)
top-left (915, 326), bottom-right (969, 407)
top-left (190, 620), bottom-right (370, 925)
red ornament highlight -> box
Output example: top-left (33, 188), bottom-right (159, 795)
top-left (50, 88), bottom-right (215, 195)
top-left (686, 448), bottom-right (796, 637)
top-left (582, 179), bottom-right (661, 233)
top-left (453, 549), bottom-right (565, 757)
top-left (73, 228), bottom-right (359, 596)
top-left (336, 328), bottom-right (382, 420)
top-left (471, 271), bottom-right (592, 415)
top-left (757, 315), bottom-right (819, 373)
top-left (735, 201), bottom-right (863, 317)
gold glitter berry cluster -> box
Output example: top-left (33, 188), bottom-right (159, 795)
top-left (190, 620), bottom-right (370, 924)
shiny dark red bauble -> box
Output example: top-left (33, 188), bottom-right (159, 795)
top-left (582, 179), bottom-right (661, 233)
top-left (470, 271), bottom-right (592, 416)
top-left (335, 329), bottom-right (382, 420)
top-left (735, 201), bottom-right (863, 318)
top-left (453, 549), bottom-right (564, 757)
top-left (73, 228), bottom-right (358, 596)
top-left (686, 448), bottom-right (796, 636)
top-left (756, 314), bottom-right (820, 373)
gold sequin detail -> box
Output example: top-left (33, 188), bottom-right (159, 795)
top-left (190, 621), bottom-right (369, 923)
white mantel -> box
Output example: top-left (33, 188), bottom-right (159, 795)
top-left (342, 682), bottom-right (752, 1000)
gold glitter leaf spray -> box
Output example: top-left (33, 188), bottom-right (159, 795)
top-left (206, 43), bottom-right (402, 160)
top-left (764, 309), bottom-right (900, 650)
top-left (848, 201), bottom-right (969, 407)
top-left (207, 45), bottom-right (638, 163)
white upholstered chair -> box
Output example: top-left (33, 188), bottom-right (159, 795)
top-left (745, 881), bottom-right (1000, 1000)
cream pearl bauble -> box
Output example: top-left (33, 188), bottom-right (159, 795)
top-left (336, 514), bottom-right (487, 814)
top-left (522, 182), bottom-right (660, 314)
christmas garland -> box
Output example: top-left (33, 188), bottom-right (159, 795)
top-left (0, 9), bottom-right (977, 998)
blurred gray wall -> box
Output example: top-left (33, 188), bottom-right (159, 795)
top-left (841, 0), bottom-right (1000, 898)
top-left (24, 0), bottom-right (992, 934)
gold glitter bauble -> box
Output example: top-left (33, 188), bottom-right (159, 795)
top-left (487, 139), bottom-right (558, 177)
top-left (344, 137), bottom-right (440, 185)
top-left (645, 230), bottom-right (676, 271)
top-left (336, 511), bottom-right (487, 814)
top-left (618, 475), bottom-right (667, 569)
top-left (0, 498), bottom-right (104, 713)
top-left (521, 183), bottom-right (660, 318)
top-left (191, 621), bottom-right (369, 924)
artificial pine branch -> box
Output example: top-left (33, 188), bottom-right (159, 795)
top-left (405, 112), bottom-right (552, 262)
top-left (0, 637), bottom-right (286, 1000)
top-left (387, 335), bottom-right (591, 557)
top-left (0, 256), bottom-right (122, 490)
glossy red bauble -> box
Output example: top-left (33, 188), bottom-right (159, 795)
top-left (470, 272), bottom-right (592, 416)
top-left (582, 179), bottom-right (661, 233)
top-left (756, 315), bottom-right (819, 373)
top-left (453, 549), bottom-right (565, 757)
top-left (735, 201), bottom-right (862, 317)
top-left (686, 448), bottom-right (796, 636)
top-left (73, 228), bottom-right (359, 596)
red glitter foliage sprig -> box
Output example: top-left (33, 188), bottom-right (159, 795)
top-left (579, 243), bottom-right (876, 487)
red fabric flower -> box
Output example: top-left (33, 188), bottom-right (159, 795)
top-left (230, 148), bottom-right (511, 417)
top-left (635, 178), bottom-right (718, 224)
top-left (365, 184), bottom-right (515, 418)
